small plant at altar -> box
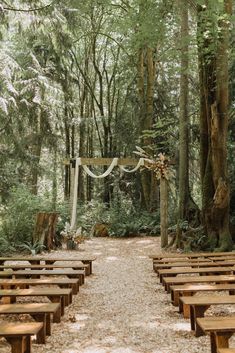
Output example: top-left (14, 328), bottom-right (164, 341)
top-left (60, 223), bottom-right (85, 246)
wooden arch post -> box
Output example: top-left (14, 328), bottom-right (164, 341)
top-left (160, 176), bottom-right (168, 248)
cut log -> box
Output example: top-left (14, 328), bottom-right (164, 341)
top-left (33, 212), bottom-right (58, 251)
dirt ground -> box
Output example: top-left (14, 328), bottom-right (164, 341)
top-left (1, 236), bottom-right (234, 353)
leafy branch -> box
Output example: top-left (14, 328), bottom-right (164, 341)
top-left (1, 0), bottom-right (56, 12)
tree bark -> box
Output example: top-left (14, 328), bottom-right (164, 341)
top-left (197, 0), bottom-right (233, 251)
top-left (33, 212), bottom-right (58, 251)
top-left (137, 46), bottom-right (155, 210)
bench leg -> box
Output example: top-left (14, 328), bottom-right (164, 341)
top-left (53, 303), bottom-right (61, 323)
top-left (49, 296), bottom-right (65, 316)
top-left (72, 283), bottom-right (78, 294)
top-left (2, 296), bottom-right (16, 304)
top-left (182, 303), bottom-right (190, 319)
top-left (172, 291), bottom-right (179, 306)
top-left (7, 336), bottom-right (32, 353)
top-left (193, 305), bottom-right (209, 336)
top-left (82, 261), bottom-right (91, 275)
top-left (31, 313), bottom-right (46, 344)
top-left (210, 332), bottom-right (233, 353)
top-left (24, 335), bottom-right (31, 353)
top-left (31, 313), bottom-right (51, 336)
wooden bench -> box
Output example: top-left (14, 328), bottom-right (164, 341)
top-left (196, 316), bottom-right (235, 353)
top-left (179, 295), bottom-right (235, 336)
top-left (0, 278), bottom-right (79, 295)
top-left (218, 349), bottom-right (235, 353)
top-left (0, 264), bottom-right (89, 275)
top-left (158, 266), bottom-right (233, 283)
top-left (0, 288), bottom-right (72, 317)
top-left (149, 251), bottom-right (235, 260)
top-left (0, 269), bottom-right (85, 285)
top-left (170, 283), bottom-right (235, 306)
top-left (154, 261), bottom-right (234, 272)
top-left (163, 275), bottom-right (235, 292)
top-left (43, 257), bottom-right (96, 275)
top-left (153, 257), bottom-right (215, 263)
top-left (208, 256), bottom-right (235, 262)
top-left (0, 256), bottom-right (97, 275)
top-left (0, 303), bottom-right (60, 344)
top-left (0, 322), bottom-right (44, 353)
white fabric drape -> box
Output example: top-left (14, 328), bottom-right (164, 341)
top-left (82, 157), bottom-right (118, 178)
top-left (119, 158), bottom-right (145, 173)
top-left (70, 157), bottom-right (145, 230)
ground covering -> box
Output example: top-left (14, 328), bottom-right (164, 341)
top-left (0, 236), bottom-right (234, 353)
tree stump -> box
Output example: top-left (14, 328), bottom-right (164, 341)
top-left (33, 212), bottom-right (58, 251)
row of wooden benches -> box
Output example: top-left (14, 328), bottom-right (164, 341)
top-left (150, 251), bottom-right (235, 353)
top-left (0, 255), bottom-right (96, 353)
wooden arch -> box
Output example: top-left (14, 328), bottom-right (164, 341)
top-left (67, 157), bottom-right (168, 247)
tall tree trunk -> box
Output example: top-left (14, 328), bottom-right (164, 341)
top-left (51, 146), bottom-right (57, 210)
top-left (176, 0), bottom-right (200, 247)
top-left (197, 0), bottom-right (233, 251)
top-left (178, 0), bottom-right (189, 224)
top-left (137, 46), bottom-right (155, 210)
top-left (64, 110), bottom-right (70, 200)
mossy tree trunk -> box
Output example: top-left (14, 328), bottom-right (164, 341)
top-left (197, 0), bottom-right (233, 251)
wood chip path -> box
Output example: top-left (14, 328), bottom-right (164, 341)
top-left (1, 236), bottom-right (234, 353)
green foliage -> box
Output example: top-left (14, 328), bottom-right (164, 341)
top-left (75, 196), bottom-right (160, 238)
top-left (0, 234), bottom-right (16, 256)
top-left (109, 207), bottom-right (160, 237)
top-left (19, 240), bottom-right (45, 254)
top-left (0, 185), bottom-right (52, 248)
top-left (183, 231), bottom-right (208, 252)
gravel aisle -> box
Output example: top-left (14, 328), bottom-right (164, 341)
top-left (0, 237), bottom-right (222, 352)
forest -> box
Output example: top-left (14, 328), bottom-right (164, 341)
top-left (0, 0), bottom-right (234, 254)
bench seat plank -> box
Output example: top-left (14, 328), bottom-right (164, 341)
top-left (163, 275), bottom-right (235, 292)
top-left (43, 257), bottom-right (96, 275)
top-left (0, 270), bottom-right (85, 285)
top-left (0, 264), bottom-right (89, 270)
top-left (0, 288), bottom-right (72, 317)
top-left (149, 251), bottom-right (235, 260)
top-left (0, 257), bottom-right (96, 275)
top-left (158, 267), bottom-right (233, 283)
top-left (154, 261), bottom-right (234, 272)
top-left (0, 302), bottom-right (60, 322)
top-left (0, 278), bottom-right (79, 295)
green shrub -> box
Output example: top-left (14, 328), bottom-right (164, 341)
top-left (0, 185), bottom-right (52, 249)
top-left (0, 234), bottom-right (16, 255)
top-left (75, 194), bottom-right (160, 237)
